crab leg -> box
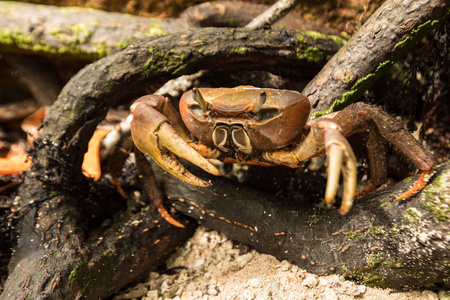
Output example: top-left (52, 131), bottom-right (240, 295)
top-left (320, 121), bottom-right (357, 214)
top-left (263, 119), bottom-right (357, 214)
top-left (131, 96), bottom-right (220, 187)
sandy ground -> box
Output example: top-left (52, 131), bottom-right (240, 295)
top-left (112, 226), bottom-right (448, 300)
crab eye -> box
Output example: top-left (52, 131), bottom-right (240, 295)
top-left (192, 88), bottom-right (207, 111)
top-left (251, 91), bottom-right (267, 114)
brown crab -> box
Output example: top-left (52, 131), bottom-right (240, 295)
top-left (129, 86), bottom-right (434, 226)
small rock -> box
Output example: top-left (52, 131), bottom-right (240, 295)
top-left (358, 285), bottom-right (367, 294)
top-left (324, 287), bottom-right (338, 300)
top-left (206, 285), bottom-right (219, 295)
top-left (180, 291), bottom-right (203, 300)
top-left (194, 258), bottom-right (205, 268)
top-left (438, 290), bottom-right (450, 300)
top-left (278, 260), bottom-right (292, 271)
top-left (146, 290), bottom-right (159, 300)
top-left (149, 272), bottom-right (160, 280)
top-left (242, 289), bottom-right (255, 300)
top-left (301, 274), bottom-right (319, 288)
top-left (422, 290), bottom-right (439, 300)
top-left (236, 252), bottom-right (254, 268)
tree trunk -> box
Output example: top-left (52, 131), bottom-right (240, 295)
top-left (162, 161), bottom-right (450, 289)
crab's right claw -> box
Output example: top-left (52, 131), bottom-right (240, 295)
top-left (320, 122), bottom-right (357, 215)
top-left (130, 99), bottom-right (220, 187)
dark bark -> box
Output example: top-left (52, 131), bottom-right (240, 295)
top-left (3, 55), bottom-right (62, 106)
top-left (162, 162), bottom-right (450, 289)
top-left (1, 175), bottom-right (196, 299)
top-left (0, 1), bottom-right (334, 60)
top-left (302, 0), bottom-right (450, 117)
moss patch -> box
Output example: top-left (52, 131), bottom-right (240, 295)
top-left (311, 60), bottom-right (393, 119)
top-left (231, 46), bottom-right (247, 55)
top-left (144, 47), bottom-right (186, 75)
top-left (420, 170), bottom-right (450, 223)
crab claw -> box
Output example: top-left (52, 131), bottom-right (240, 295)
top-left (321, 123), bottom-right (357, 215)
top-left (131, 97), bottom-right (220, 187)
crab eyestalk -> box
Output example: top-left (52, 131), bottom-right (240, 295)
top-left (252, 91), bottom-right (267, 114)
top-left (192, 87), bottom-right (207, 110)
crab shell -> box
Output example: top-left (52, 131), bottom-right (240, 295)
top-left (179, 86), bottom-right (311, 153)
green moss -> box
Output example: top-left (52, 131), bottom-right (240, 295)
top-left (342, 252), bottom-right (405, 288)
top-left (420, 171), bottom-right (449, 223)
top-left (69, 254), bottom-right (115, 297)
top-left (296, 34), bottom-right (305, 44)
top-left (403, 176), bottom-right (413, 183)
top-left (144, 48), bottom-right (186, 75)
top-left (304, 30), bottom-right (346, 45)
top-left (379, 201), bottom-right (392, 212)
top-left (403, 207), bottom-right (422, 224)
top-left (344, 232), bottom-right (363, 241)
top-left (311, 60), bottom-right (393, 119)
top-left (296, 46), bottom-right (325, 64)
top-left (310, 12), bottom-right (450, 120)
top-left (372, 225), bottom-right (385, 236)
top-left (95, 41), bottom-right (109, 57)
top-left (394, 17), bottom-right (444, 56)
top-left (69, 258), bottom-right (87, 286)
top-left (117, 40), bottom-right (134, 49)
top-left (0, 28), bottom-right (58, 55)
top-left (145, 23), bottom-right (166, 36)
top-left (104, 82), bottom-right (112, 91)
top-left (231, 46), bottom-right (247, 54)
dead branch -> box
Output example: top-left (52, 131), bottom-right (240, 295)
top-left (302, 0), bottom-right (450, 117)
top-left (245, 0), bottom-right (301, 29)
top-left (0, 1), bottom-right (332, 61)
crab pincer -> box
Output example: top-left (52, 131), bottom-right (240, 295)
top-left (316, 120), bottom-right (357, 215)
top-left (130, 95), bottom-right (220, 187)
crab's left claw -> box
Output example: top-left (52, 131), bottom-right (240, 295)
top-left (131, 97), bottom-right (220, 187)
top-left (318, 120), bottom-right (357, 215)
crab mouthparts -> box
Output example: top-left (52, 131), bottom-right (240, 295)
top-left (212, 124), bottom-right (252, 154)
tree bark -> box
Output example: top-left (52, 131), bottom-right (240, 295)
top-left (162, 162), bottom-right (450, 289)
top-left (302, 0), bottom-right (450, 118)
top-left (0, 1), bottom-right (334, 60)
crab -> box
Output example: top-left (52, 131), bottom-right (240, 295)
top-left (128, 86), bottom-right (434, 227)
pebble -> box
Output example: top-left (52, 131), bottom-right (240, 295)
top-left (358, 285), bottom-right (367, 294)
top-left (323, 287), bottom-right (338, 300)
top-left (422, 290), bottom-right (439, 300)
top-left (438, 290), bottom-right (450, 300)
top-left (145, 290), bottom-right (159, 300)
top-left (206, 285), bottom-right (219, 295)
top-left (242, 289), bottom-right (255, 300)
top-left (277, 260), bottom-right (292, 271)
top-left (236, 252), bottom-right (254, 268)
top-left (301, 274), bottom-right (319, 288)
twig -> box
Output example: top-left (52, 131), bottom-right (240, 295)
top-left (245, 0), bottom-right (302, 29)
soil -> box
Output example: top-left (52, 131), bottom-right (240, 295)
top-left (111, 226), bottom-right (446, 300)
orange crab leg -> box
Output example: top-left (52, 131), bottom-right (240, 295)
top-left (134, 149), bottom-right (185, 228)
top-left (82, 128), bottom-right (111, 181)
top-left (394, 168), bottom-right (435, 201)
